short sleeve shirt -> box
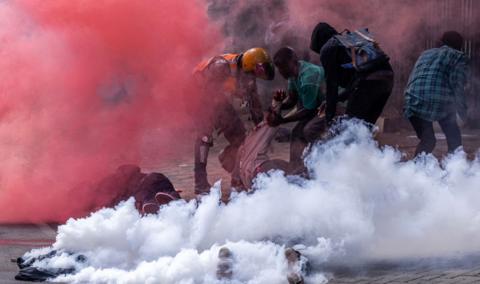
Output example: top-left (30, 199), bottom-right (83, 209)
top-left (287, 61), bottom-right (326, 110)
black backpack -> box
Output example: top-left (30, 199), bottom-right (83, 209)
top-left (334, 28), bottom-right (389, 73)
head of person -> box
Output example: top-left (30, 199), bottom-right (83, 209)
top-left (273, 46), bottom-right (299, 80)
top-left (441, 31), bottom-right (464, 51)
top-left (241, 47), bottom-right (275, 80)
top-left (205, 56), bottom-right (231, 85)
top-left (310, 22), bottom-right (338, 54)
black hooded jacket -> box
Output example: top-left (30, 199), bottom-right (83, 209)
top-left (311, 22), bottom-right (392, 123)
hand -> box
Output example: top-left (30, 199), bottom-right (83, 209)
top-left (253, 119), bottom-right (267, 130)
top-left (266, 109), bottom-right (284, 127)
top-left (317, 102), bottom-right (326, 118)
top-left (273, 89), bottom-right (287, 102)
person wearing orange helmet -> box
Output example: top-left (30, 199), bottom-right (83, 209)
top-left (193, 48), bottom-right (275, 195)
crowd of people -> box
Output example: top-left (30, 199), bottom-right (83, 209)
top-left (94, 22), bottom-right (470, 218)
top-left (192, 21), bottom-right (470, 195)
top-left (41, 21), bottom-right (470, 284)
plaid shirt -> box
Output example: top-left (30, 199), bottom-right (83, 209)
top-left (404, 46), bottom-right (468, 122)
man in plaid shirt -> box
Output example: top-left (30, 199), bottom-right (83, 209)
top-left (404, 31), bottom-right (469, 156)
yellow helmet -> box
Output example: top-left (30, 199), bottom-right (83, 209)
top-left (241, 47), bottom-right (275, 80)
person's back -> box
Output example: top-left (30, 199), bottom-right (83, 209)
top-left (310, 22), bottom-right (394, 125)
top-left (318, 37), bottom-right (356, 90)
top-left (235, 123), bottom-right (280, 189)
top-left (404, 31), bottom-right (468, 156)
top-left (232, 98), bottom-right (292, 189)
top-left (405, 45), bottom-right (468, 122)
top-left (289, 60), bottom-right (326, 110)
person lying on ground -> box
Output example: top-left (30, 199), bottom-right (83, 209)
top-left (228, 95), bottom-right (292, 190)
top-left (92, 164), bottom-right (181, 214)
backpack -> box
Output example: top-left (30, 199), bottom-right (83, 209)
top-left (334, 28), bottom-right (389, 73)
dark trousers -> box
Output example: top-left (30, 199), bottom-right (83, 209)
top-left (290, 115), bottom-right (326, 168)
top-left (409, 113), bottom-right (462, 156)
top-left (194, 101), bottom-right (246, 189)
top-left (346, 78), bottom-right (393, 125)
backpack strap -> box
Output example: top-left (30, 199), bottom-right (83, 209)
top-left (354, 29), bottom-right (375, 43)
top-left (350, 46), bottom-right (357, 69)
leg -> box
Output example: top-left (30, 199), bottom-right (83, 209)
top-left (290, 120), bottom-right (309, 168)
top-left (216, 102), bottom-right (246, 174)
top-left (217, 102), bottom-right (246, 147)
top-left (438, 113), bottom-right (462, 153)
top-left (194, 135), bottom-right (213, 193)
top-left (346, 79), bottom-right (393, 125)
top-left (409, 116), bottom-right (436, 155)
top-left (303, 116), bottom-right (326, 143)
top-left (194, 110), bottom-right (215, 194)
top-left (365, 79), bottom-right (393, 124)
top-left (346, 79), bottom-right (372, 123)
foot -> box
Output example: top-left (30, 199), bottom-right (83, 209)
top-left (142, 201), bottom-right (159, 215)
top-left (194, 182), bottom-right (211, 195)
top-left (285, 248), bottom-right (305, 284)
top-left (216, 247), bottom-right (233, 280)
top-left (155, 192), bottom-right (176, 206)
top-left (230, 177), bottom-right (245, 191)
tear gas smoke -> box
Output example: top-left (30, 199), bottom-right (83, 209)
top-left (23, 121), bottom-right (480, 283)
top-left (0, 1), bottom-right (220, 222)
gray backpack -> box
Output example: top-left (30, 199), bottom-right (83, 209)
top-left (334, 28), bottom-right (389, 72)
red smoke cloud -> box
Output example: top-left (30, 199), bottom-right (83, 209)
top-left (0, 1), bottom-right (220, 223)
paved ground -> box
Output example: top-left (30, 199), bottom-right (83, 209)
top-left (3, 225), bottom-right (480, 283)
top-left (0, 225), bottom-right (56, 283)
top-left (1, 122), bottom-right (480, 283)
top-left (328, 268), bottom-right (480, 283)
top-left (147, 122), bottom-right (480, 201)
top-left (324, 254), bottom-right (480, 283)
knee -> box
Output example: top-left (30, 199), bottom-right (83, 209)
top-left (224, 124), bottom-right (246, 146)
top-left (291, 125), bottom-right (304, 139)
top-left (227, 131), bottom-right (245, 147)
top-left (303, 127), bottom-right (323, 143)
top-left (196, 134), bottom-right (213, 147)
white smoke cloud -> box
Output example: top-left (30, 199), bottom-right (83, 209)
top-left (22, 121), bottom-right (480, 283)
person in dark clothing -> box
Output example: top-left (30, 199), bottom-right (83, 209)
top-left (310, 22), bottom-right (394, 126)
top-left (268, 47), bottom-right (326, 168)
top-left (93, 165), bottom-right (181, 214)
top-left (404, 31), bottom-right (469, 156)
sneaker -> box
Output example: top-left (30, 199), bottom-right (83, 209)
top-left (285, 248), bottom-right (305, 284)
top-left (230, 177), bottom-right (246, 192)
top-left (216, 247), bottom-right (233, 280)
top-left (154, 192), bottom-right (175, 206)
top-left (142, 202), bottom-right (159, 215)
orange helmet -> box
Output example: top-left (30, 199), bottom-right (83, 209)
top-left (241, 47), bottom-right (275, 80)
